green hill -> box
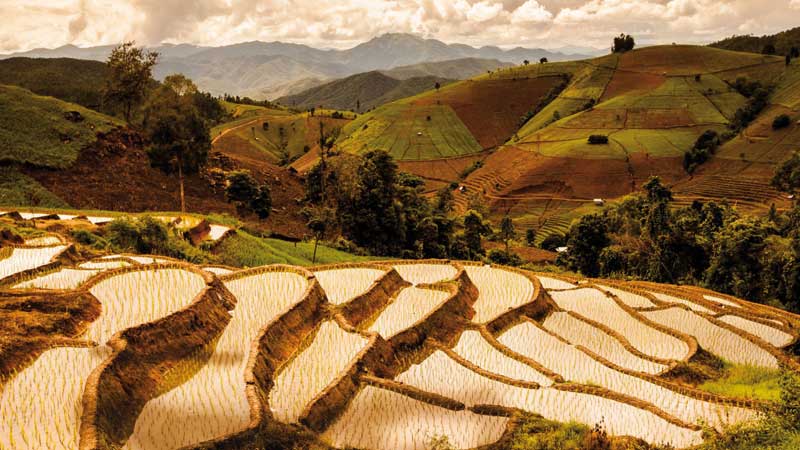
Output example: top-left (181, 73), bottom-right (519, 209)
top-left (710, 26), bottom-right (800, 56)
top-left (277, 71), bottom-right (453, 112)
top-left (0, 57), bottom-right (108, 110)
top-left (0, 84), bottom-right (122, 169)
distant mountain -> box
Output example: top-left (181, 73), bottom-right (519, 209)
top-left (382, 57), bottom-right (513, 80)
top-left (277, 71), bottom-right (452, 111)
top-left (0, 33), bottom-right (585, 100)
top-left (710, 26), bottom-right (800, 55)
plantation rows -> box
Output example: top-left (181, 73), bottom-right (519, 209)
top-left (1, 241), bottom-right (799, 449)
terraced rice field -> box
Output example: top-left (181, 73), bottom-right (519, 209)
top-left (1, 255), bottom-right (798, 450)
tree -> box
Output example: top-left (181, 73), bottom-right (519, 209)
top-left (762, 43), bottom-right (777, 55)
top-left (788, 54), bottom-right (793, 66)
top-left (302, 206), bottom-right (335, 263)
top-left (539, 57), bottom-right (548, 64)
top-left (773, 151), bottom-right (800, 194)
top-left (435, 81), bottom-right (441, 91)
top-left (612, 34), bottom-right (635, 53)
top-left (499, 216), bottom-right (515, 253)
top-left (434, 186), bottom-right (454, 215)
top-left (104, 42), bottom-right (158, 122)
top-left (143, 85), bottom-right (210, 212)
top-left (563, 214), bottom-right (610, 277)
top-left (526, 229), bottom-right (537, 247)
top-left (463, 210), bottom-right (491, 259)
top-left (163, 73), bottom-right (198, 96)
top-left (523, 59), bottom-right (530, 66)
top-left (773, 114), bottom-right (792, 130)
top-left (224, 170), bottom-right (271, 219)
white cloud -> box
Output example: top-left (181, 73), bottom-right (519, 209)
top-left (1, 0), bottom-right (800, 54)
top-left (511, 1), bottom-right (553, 24)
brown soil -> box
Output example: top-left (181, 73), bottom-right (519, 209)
top-left (414, 77), bottom-right (562, 149)
top-left (397, 152), bottom-right (487, 187)
top-left (601, 71), bottom-right (666, 101)
top-left (24, 128), bottom-right (309, 238)
top-left (483, 241), bottom-right (556, 264)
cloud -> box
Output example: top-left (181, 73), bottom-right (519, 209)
top-left (2, 0), bottom-right (800, 54)
top-left (511, 1), bottom-right (553, 24)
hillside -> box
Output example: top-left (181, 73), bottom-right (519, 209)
top-left (0, 86), bottom-right (308, 237)
top-left (335, 45), bottom-right (796, 240)
top-left (277, 71), bottom-right (453, 111)
top-left (382, 57), bottom-right (514, 80)
top-left (711, 26), bottom-right (800, 56)
top-left (1, 34), bottom-right (583, 100)
top-left (0, 57), bottom-right (107, 109)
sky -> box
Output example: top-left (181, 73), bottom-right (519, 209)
top-left (2, 0), bottom-right (800, 53)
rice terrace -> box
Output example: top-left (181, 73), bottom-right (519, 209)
top-left (3, 2), bottom-right (800, 450)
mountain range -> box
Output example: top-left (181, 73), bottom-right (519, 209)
top-left (0, 33), bottom-right (586, 100)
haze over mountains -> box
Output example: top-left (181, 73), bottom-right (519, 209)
top-left (0, 33), bottom-right (587, 101)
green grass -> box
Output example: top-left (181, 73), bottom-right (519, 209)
top-left (0, 84), bottom-right (122, 168)
top-left (0, 167), bottom-right (70, 208)
top-left (698, 364), bottom-right (784, 402)
top-left (213, 231), bottom-right (377, 267)
top-left (338, 102), bottom-right (482, 160)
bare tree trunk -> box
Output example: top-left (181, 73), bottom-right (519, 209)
top-left (177, 153), bottom-right (186, 213)
top-left (312, 236), bottom-right (319, 264)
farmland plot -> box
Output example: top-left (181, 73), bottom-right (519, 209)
top-left (543, 312), bottom-right (668, 374)
top-left (314, 267), bottom-right (387, 305)
top-left (392, 263), bottom-right (457, 285)
top-left (549, 288), bottom-right (690, 361)
top-left (14, 268), bottom-right (99, 290)
top-left (0, 267), bottom-right (206, 450)
top-left (641, 308), bottom-right (780, 369)
top-left (368, 286), bottom-right (450, 338)
top-left (124, 270), bottom-right (309, 449)
top-left (498, 321), bottom-right (757, 429)
top-left (717, 315), bottom-right (794, 348)
top-left (270, 320), bottom-right (370, 423)
top-left (0, 245), bottom-right (67, 280)
top-left (595, 284), bottom-right (657, 308)
top-left (648, 291), bottom-right (714, 314)
top-left (451, 329), bottom-right (553, 386)
top-left (536, 275), bottom-right (576, 290)
top-left (397, 351), bottom-right (702, 448)
top-left (80, 259), bottom-right (132, 269)
top-left (322, 385), bottom-right (508, 450)
top-left (464, 265), bottom-right (534, 323)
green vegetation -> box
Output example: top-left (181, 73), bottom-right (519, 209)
top-left (683, 130), bottom-right (722, 173)
top-left (102, 216), bottom-right (207, 262)
top-left (711, 26), bottom-right (800, 58)
top-left (0, 57), bottom-right (108, 110)
top-left (0, 167), bottom-right (69, 208)
top-left (104, 42), bottom-right (159, 122)
top-left (338, 102), bottom-right (482, 160)
top-left (560, 176), bottom-right (800, 312)
top-left (0, 84), bottom-right (122, 168)
top-left (699, 364), bottom-right (783, 402)
top-left (773, 114), bottom-right (792, 130)
top-left (213, 230), bottom-right (374, 267)
top-left (773, 151), bottom-right (800, 193)
top-left (225, 170), bottom-right (272, 219)
top-left (612, 34), bottom-right (636, 53)
top-left (696, 371), bottom-right (800, 450)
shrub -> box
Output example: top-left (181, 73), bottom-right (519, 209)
top-left (225, 170), bottom-right (272, 219)
top-left (487, 249), bottom-right (523, 266)
top-left (540, 233), bottom-right (565, 251)
top-left (773, 114), bottom-right (792, 130)
top-left (588, 135), bottom-right (609, 145)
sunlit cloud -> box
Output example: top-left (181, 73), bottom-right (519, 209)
top-left (0, 0), bottom-right (798, 53)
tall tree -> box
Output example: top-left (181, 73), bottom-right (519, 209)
top-left (499, 216), bottom-right (515, 253)
top-left (143, 85), bottom-right (210, 212)
top-left (564, 214), bottom-right (610, 277)
top-left (104, 42), bottom-right (158, 122)
top-left (463, 210), bottom-right (492, 259)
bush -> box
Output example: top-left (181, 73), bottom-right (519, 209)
top-left (487, 249), bottom-right (523, 266)
top-left (225, 170), bottom-right (272, 219)
top-left (773, 114), bottom-right (792, 130)
top-left (105, 217), bottom-right (207, 263)
top-left (588, 135), bottom-right (609, 145)
top-left (683, 130), bottom-right (721, 173)
top-left (540, 233), bottom-right (565, 251)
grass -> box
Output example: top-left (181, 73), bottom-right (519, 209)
top-left (0, 84), bottom-right (122, 169)
top-left (0, 167), bottom-right (70, 208)
top-left (338, 102), bottom-right (482, 161)
top-left (213, 231), bottom-right (377, 267)
top-left (698, 363), bottom-right (784, 402)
